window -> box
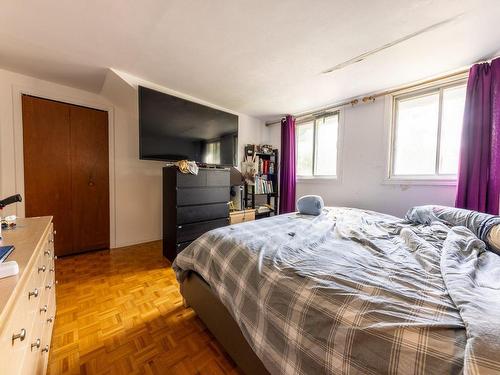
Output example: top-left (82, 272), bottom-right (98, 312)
top-left (204, 141), bottom-right (220, 164)
top-left (390, 82), bottom-right (466, 180)
top-left (296, 113), bottom-right (339, 177)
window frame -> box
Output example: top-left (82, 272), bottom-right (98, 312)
top-left (296, 111), bottom-right (343, 182)
top-left (385, 76), bottom-right (468, 185)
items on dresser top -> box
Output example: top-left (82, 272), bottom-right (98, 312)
top-left (0, 194), bottom-right (22, 209)
top-left (0, 245), bottom-right (14, 263)
top-left (0, 217), bottom-right (56, 375)
top-left (0, 261), bottom-right (19, 279)
top-left (174, 160), bottom-right (199, 175)
top-left (163, 167), bottom-right (231, 262)
top-left (0, 194), bottom-right (22, 240)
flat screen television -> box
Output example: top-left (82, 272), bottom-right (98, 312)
top-left (138, 86), bottom-right (238, 166)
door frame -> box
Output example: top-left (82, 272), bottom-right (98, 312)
top-left (12, 84), bottom-right (116, 249)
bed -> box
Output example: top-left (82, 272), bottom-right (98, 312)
top-left (173, 206), bottom-right (500, 375)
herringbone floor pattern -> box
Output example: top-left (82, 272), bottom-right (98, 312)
top-left (48, 241), bottom-right (242, 375)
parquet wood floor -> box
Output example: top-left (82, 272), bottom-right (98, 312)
top-left (48, 241), bottom-right (242, 375)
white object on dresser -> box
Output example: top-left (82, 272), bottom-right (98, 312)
top-left (0, 217), bottom-right (56, 375)
top-left (0, 261), bottom-right (19, 279)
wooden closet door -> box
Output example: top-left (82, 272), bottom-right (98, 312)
top-left (70, 106), bottom-right (109, 253)
top-left (22, 95), bottom-right (73, 253)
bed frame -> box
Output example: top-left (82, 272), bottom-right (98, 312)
top-left (181, 272), bottom-right (270, 375)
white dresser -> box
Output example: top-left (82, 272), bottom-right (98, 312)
top-left (0, 217), bottom-right (56, 375)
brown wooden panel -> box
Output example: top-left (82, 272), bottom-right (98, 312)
top-left (22, 95), bottom-right (73, 255)
top-left (70, 106), bottom-right (109, 253)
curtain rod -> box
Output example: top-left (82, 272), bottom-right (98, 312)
top-left (265, 67), bottom-right (470, 127)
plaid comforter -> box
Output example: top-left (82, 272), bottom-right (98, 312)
top-left (173, 207), bottom-right (500, 374)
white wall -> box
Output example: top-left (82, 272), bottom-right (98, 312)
top-left (0, 68), bottom-right (265, 248)
top-left (101, 69), bottom-right (265, 247)
top-left (264, 99), bottom-right (457, 218)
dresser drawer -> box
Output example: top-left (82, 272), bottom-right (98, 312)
top-left (21, 307), bottom-right (44, 375)
top-left (177, 218), bottom-right (229, 243)
top-left (0, 261), bottom-right (43, 374)
top-left (177, 169), bottom-right (229, 187)
top-left (177, 187), bottom-right (229, 206)
top-left (0, 218), bottom-right (55, 375)
top-left (177, 203), bottom-right (229, 225)
top-left (206, 170), bottom-right (230, 187)
top-left (0, 296), bottom-right (31, 375)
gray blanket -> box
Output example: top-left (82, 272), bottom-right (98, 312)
top-left (173, 207), bottom-right (500, 374)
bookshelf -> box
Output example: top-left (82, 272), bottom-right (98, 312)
top-left (243, 146), bottom-right (279, 218)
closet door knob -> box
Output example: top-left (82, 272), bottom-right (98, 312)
top-left (12, 329), bottom-right (26, 343)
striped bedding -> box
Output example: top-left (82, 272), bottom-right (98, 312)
top-left (173, 207), bottom-right (500, 375)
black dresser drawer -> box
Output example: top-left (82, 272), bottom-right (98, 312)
top-left (177, 169), bottom-right (229, 187)
top-left (177, 187), bottom-right (229, 206)
top-left (177, 203), bottom-right (229, 224)
top-left (177, 218), bottom-right (229, 243)
top-left (206, 170), bottom-right (230, 186)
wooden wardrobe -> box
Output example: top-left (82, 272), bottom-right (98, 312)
top-left (22, 95), bottom-right (110, 256)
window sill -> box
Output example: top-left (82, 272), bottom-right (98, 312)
top-left (297, 176), bottom-right (340, 184)
top-left (383, 177), bottom-right (457, 186)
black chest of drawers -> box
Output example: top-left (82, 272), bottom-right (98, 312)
top-left (163, 167), bottom-right (230, 261)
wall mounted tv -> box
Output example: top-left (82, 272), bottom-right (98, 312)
top-left (138, 86), bottom-right (238, 166)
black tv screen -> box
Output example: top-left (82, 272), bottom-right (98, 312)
top-left (139, 86), bottom-right (238, 165)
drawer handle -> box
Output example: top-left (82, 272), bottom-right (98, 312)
top-left (38, 265), bottom-right (46, 273)
top-left (42, 345), bottom-right (49, 353)
top-left (53, 256), bottom-right (58, 260)
top-left (40, 305), bottom-right (48, 313)
top-left (49, 239), bottom-right (54, 243)
top-left (47, 317), bottom-right (54, 323)
top-left (31, 338), bottom-right (41, 351)
top-left (12, 329), bottom-right (26, 344)
top-left (53, 230), bottom-right (57, 235)
top-left (28, 288), bottom-right (39, 299)
top-left (49, 268), bottom-right (55, 273)
top-left (44, 250), bottom-right (51, 256)
top-left (45, 283), bottom-right (52, 290)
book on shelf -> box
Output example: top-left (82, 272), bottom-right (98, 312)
top-left (253, 155), bottom-right (275, 175)
top-left (253, 175), bottom-right (274, 194)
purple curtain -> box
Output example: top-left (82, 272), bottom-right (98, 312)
top-left (279, 115), bottom-right (296, 213)
top-left (456, 58), bottom-right (500, 214)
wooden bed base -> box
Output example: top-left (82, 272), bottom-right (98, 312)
top-left (181, 272), bottom-right (270, 375)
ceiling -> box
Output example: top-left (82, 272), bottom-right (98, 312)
top-left (1, 0), bottom-right (499, 120)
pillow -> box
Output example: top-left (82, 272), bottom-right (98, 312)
top-left (405, 205), bottom-right (500, 254)
top-left (297, 195), bottom-right (324, 216)
top-left (487, 225), bottom-right (500, 253)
